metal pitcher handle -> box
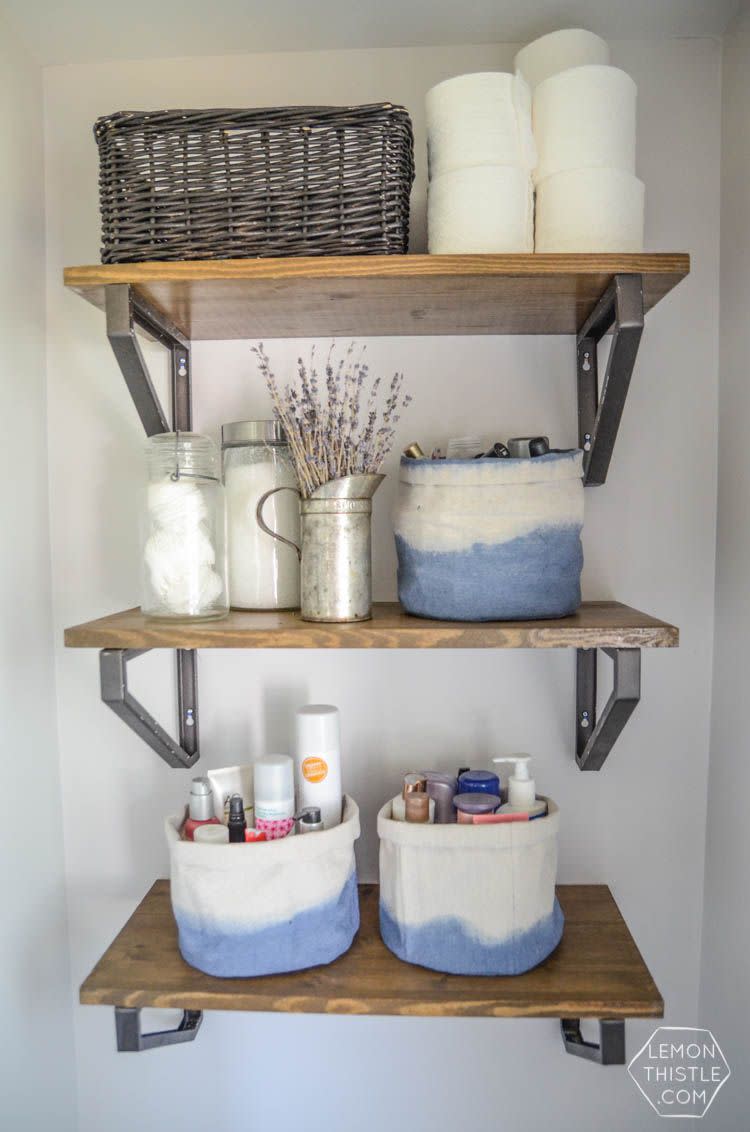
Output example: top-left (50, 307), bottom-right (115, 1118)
top-left (256, 486), bottom-right (302, 561)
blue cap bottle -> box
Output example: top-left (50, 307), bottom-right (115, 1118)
top-left (457, 769), bottom-right (501, 797)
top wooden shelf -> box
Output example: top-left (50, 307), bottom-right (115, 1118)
top-left (64, 253), bottom-right (689, 339)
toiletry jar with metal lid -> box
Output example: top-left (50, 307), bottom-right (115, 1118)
top-left (393, 451), bottom-right (584, 620)
top-left (165, 795), bottom-right (360, 977)
top-left (377, 797), bottom-right (562, 975)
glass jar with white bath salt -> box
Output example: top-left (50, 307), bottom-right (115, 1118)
top-left (221, 420), bottom-right (300, 610)
top-left (141, 432), bottom-right (228, 620)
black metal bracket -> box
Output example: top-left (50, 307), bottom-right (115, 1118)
top-left (115, 1006), bottom-right (203, 1052)
top-left (576, 647), bottom-right (641, 771)
top-left (561, 1019), bottom-right (626, 1065)
top-left (100, 648), bottom-right (199, 768)
top-left (104, 283), bottom-right (200, 766)
top-left (578, 273), bottom-right (644, 487)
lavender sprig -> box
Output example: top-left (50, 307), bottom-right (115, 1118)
top-left (253, 342), bottom-right (412, 498)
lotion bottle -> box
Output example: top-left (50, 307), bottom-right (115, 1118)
top-left (492, 755), bottom-right (547, 818)
top-left (184, 777), bottom-right (222, 841)
top-left (294, 705), bottom-right (343, 830)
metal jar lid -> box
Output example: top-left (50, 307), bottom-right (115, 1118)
top-left (221, 420), bottom-right (287, 447)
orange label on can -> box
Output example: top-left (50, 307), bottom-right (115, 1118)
top-left (302, 756), bottom-right (328, 783)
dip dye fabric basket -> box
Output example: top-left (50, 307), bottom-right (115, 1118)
top-left (378, 799), bottom-right (563, 975)
top-left (394, 451), bottom-right (584, 621)
top-left (166, 796), bottom-right (360, 977)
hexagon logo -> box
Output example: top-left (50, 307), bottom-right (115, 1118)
top-left (628, 1027), bottom-right (730, 1118)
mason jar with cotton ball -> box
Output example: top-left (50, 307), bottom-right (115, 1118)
top-left (141, 432), bottom-right (228, 620)
top-left (221, 420), bottom-right (300, 610)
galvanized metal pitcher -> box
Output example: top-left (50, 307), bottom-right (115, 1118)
top-left (256, 474), bottom-right (384, 622)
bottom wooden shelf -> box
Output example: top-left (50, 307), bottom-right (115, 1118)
top-left (81, 882), bottom-right (662, 1020)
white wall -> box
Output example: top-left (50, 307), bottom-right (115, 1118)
top-left (700, 8), bottom-right (750, 1129)
top-left (0, 11), bottom-right (77, 1132)
top-left (44, 38), bottom-right (720, 1132)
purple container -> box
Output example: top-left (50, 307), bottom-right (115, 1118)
top-left (421, 771), bottom-right (458, 824)
top-left (453, 792), bottom-right (501, 824)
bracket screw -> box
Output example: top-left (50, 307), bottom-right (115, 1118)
top-left (580, 710), bottom-right (590, 729)
top-left (583, 433), bottom-right (592, 451)
top-left (185, 708), bottom-right (195, 728)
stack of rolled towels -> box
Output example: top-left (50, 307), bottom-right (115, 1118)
top-left (426, 29), bottom-right (644, 253)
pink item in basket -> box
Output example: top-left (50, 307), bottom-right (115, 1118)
top-left (255, 816), bottom-right (295, 840)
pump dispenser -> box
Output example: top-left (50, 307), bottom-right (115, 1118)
top-left (492, 755), bottom-right (547, 818)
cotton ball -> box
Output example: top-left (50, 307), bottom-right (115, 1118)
top-left (148, 480), bottom-right (209, 529)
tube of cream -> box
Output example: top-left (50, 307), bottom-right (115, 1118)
top-left (472, 811), bottom-right (530, 824)
top-left (207, 765), bottom-right (254, 826)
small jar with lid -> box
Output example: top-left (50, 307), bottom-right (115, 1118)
top-left (222, 421), bottom-right (301, 610)
top-left (141, 432), bottom-right (228, 620)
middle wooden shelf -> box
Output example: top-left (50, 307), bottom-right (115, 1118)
top-left (64, 599), bottom-right (678, 650)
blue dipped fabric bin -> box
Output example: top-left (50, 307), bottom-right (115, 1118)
top-left (393, 450), bottom-right (584, 621)
top-left (165, 796), bottom-right (360, 977)
top-left (378, 797), bottom-right (563, 975)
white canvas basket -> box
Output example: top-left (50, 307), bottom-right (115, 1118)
top-left (166, 795), bottom-right (360, 977)
top-left (378, 797), bottom-right (562, 975)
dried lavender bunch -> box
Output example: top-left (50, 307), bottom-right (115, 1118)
top-left (253, 343), bottom-right (412, 498)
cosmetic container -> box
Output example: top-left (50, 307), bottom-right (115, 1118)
top-left (184, 776), bottom-right (222, 841)
top-left (391, 772), bottom-right (435, 821)
top-left (457, 769), bottom-right (501, 798)
top-left (294, 705), bottom-right (343, 830)
top-left (194, 823), bottom-right (230, 844)
top-left (492, 755), bottom-right (547, 816)
top-left (453, 792), bottom-right (501, 824)
top-left (254, 754), bottom-right (295, 839)
top-left (228, 793), bottom-right (248, 842)
top-left (421, 770), bottom-right (458, 823)
top-left (405, 793), bottom-right (430, 823)
top-left (207, 764), bottom-right (253, 826)
top-left (297, 806), bottom-right (324, 834)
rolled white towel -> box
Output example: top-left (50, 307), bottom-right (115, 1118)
top-left (533, 64), bottom-right (637, 184)
top-left (426, 72), bottom-right (536, 177)
top-left (514, 29), bottom-right (610, 90)
top-left (428, 165), bottom-right (534, 254)
top-left (535, 167), bottom-right (645, 253)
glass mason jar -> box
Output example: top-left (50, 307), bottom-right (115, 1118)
top-left (141, 433), bottom-right (228, 620)
top-left (221, 420), bottom-right (301, 610)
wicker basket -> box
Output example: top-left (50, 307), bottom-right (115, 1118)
top-left (94, 104), bottom-right (415, 263)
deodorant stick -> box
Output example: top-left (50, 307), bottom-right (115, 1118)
top-left (294, 704), bottom-right (343, 830)
top-left (253, 755), bottom-right (295, 840)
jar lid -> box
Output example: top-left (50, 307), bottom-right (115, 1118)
top-left (453, 792), bottom-right (501, 814)
top-left (221, 420), bottom-right (287, 447)
top-left (458, 770), bottom-right (501, 796)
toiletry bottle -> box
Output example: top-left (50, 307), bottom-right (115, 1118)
top-left (453, 792), bottom-right (501, 823)
top-left (254, 754), bottom-right (296, 839)
top-left (405, 793), bottom-right (430, 823)
top-left (184, 777), bottom-right (222, 841)
top-left (421, 770), bottom-right (458, 823)
top-left (492, 756), bottom-right (547, 819)
top-left (228, 794), bottom-right (248, 842)
top-left (194, 823), bottom-right (230, 844)
top-left (457, 769), bottom-right (501, 798)
top-left (294, 705), bottom-right (343, 830)
top-left (297, 806), bottom-right (324, 834)
top-left (391, 772), bottom-right (435, 822)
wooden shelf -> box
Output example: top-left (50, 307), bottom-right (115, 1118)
top-left (81, 882), bottom-right (663, 1019)
top-left (64, 253), bottom-right (689, 339)
top-left (64, 600), bottom-right (678, 651)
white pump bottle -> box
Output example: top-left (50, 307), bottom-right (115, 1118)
top-left (492, 755), bottom-right (547, 818)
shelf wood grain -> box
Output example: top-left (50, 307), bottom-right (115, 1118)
top-left (64, 253), bottom-right (689, 339)
top-left (64, 600), bottom-right (678, 650)
top-left (80, 882), bottom-right (663, 1019)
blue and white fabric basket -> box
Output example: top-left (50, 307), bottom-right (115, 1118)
top-left (165, 796), bottom-right (360, 977)
top-left (394, 451), bottom-right (584, 620)
top-left (378, 798), bottom-right (563, 975)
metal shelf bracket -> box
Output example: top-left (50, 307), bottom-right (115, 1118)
top-left (103, 283), bottom-right (200, 766)
top-left (578, 273), bottom-right (644, 486)
top-left (100, 648), bottom-right (199, 768)
top-left (576, 647), bottom-right (641, 771)
top-left (561, 1018), bottom-right (626, 1065)
top-left (115, 1007), bottom-right (203, 1052)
